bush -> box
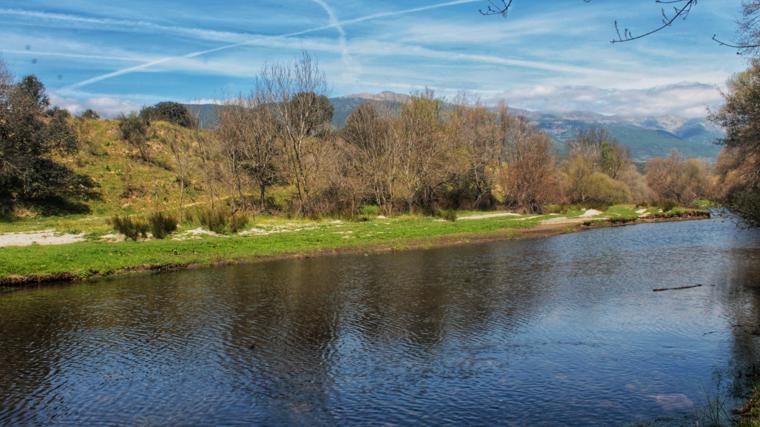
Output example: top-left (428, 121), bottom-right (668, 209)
top-left (357, 204), bottom-right (380, 221)
top-left (435, 208), bottom-right (458, 222)
top-left (229, 212), bottom-right (249, 233)
top-left (577, 172), bottom-right (631, 208)
top-left (80, 109), bottom-right (99, 120)
top-left (110, 215), bottom-right (148, 241)
top-left (192, 207), bottom-right (250, 234)
top-left (660, 200), bottom-right (677, 212)
top-left (195, 207), bottom-right (228, 234)
top-left (140, 102), bottom-right (196, 128)
top-left (148, 211), bottom-right (178, 239)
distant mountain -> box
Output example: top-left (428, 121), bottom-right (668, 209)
top-left (186, 92), bottom-right (724, 161)
top-left (511, 108), bottom-right (723, 160)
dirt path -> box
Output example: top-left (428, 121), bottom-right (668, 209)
top-left (0, 230), bottom-right (86, 248)
top-left (458, 212), bottom-right (521, 220)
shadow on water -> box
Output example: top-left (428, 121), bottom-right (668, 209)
top-left (1, 218), bottom-right (759, 425)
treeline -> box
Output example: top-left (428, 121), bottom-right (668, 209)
top-left (186, 53), bottom-right (716, 218)
top-left (0, 54), bottom-right (740, 223)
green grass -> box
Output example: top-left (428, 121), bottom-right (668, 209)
top-left (0, 204), bottom-right (709, 284)
top-left (0, 214), bottom-right (550, 281)
top-left (0, 214), bottom-right (111, 235)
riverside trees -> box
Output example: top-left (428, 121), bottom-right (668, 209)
top-left (207, 54), bottom-right (712, 217)
top-left (0, 56), bottom-right (717, 221)
top-left (712, 60), bottom-right (760, 224)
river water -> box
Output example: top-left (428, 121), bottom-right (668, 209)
top-left (1, 218), bottom-right (759, 426)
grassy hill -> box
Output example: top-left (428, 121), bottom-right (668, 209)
top-left (57, 119), bottom-right (210, 218)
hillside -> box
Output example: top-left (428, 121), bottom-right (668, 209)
top-left (58, 119), bottom-right (212, 217)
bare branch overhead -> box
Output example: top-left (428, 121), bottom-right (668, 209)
top-left (481, 0), bottom-right (760, 54)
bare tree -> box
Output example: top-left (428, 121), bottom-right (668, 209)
top-left (396, 90), bottom-right (450, 211)
top-left (257, 52), bottom-right (332, 214)
top-left (498, 111), bottom-right (560, 213)
top-left (193, 124), bottom-right (223, 211)
top-left (159, 127), bottom-right (192, 222)
top-left (218, 91), bottom-right (280, 211)
top-left (447, 96), bottom-right (501, 209)
top-left (342, 102), bottom-right (402, 214)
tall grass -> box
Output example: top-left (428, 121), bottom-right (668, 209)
top-left (148, 212), bottom-right (178, 239)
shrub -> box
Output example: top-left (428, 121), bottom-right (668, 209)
top-left (140, 102), bottom-right (196, 128)
top-left (660, 200), bottom-right (677, 212)
top-left (577, 172), bottom-right (631, 208)
top-left (80, 109), bottom-right (99, 120)
top-left (229, 212), bottom-right (249, 233)
top-left (148, 211), bottom-right (178, 239)
top-left (110, 215), bottom-right (148, 241)
top-left (436, 208), bottom-right (458, 222)
top-left (357, 204), bottom-right (380, 221)
top-left (195, 207), bottom-right (228, 234)
top-left (360, 204), bottom-right (380, 217)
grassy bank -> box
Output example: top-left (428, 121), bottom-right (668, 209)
top-left (0, 205), bottom-right (708, 287)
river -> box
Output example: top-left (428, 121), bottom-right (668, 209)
top-left (1, 218), bottom-right (759, 426)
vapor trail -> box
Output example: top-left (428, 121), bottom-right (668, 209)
top-left (310, 0), bottom-right (358, 82)
top-left (64, 0), bottom-right (479, 90)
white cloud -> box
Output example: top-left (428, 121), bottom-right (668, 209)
top-left (50, 90), bottom-right (155, 117)
top-left (494, 82), bottom-right (723, 118)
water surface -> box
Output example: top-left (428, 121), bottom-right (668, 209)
top-left (1, 218), bottom-right (759, 426)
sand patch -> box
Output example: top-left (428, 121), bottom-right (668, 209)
top-left (0, 230), bottom-right (85, 247)
top-left (459, 212), bottom-right (521, 220)
top-left (540, 217), bottom-right (589, 226)
top-left (580, 209), bottom-right (603, 218)
top-left (173, 228), bottom-right (223, 240)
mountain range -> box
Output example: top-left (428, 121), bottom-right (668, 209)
top-left (186, 91), bottom-right (724, 161)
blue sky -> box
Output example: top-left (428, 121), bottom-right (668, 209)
top-left (0, 0), bottom-right (751, 117)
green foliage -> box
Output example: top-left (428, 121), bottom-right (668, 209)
top-left (660, 200), bottom-right (677, 212)
top-left (355, 204), bottom-right (381, 222)
top-left (79, 109), bottom-right (100, 120)
top-left (118, 113), bottom-right (149, 160)
top-left (140, 102), bottom-right (196, 128)
top-left (193, 207), bottom-right (249, 234)
top-left (229, 213), bottom-right (249, 233)
top-left (148, 211), bottom-right (178, 239)
top-left (435, 208), bottom-right (458, 222)
top-left (0, 66), bottom-right (96, 215)
top-left (195, 207), bottom-right (228, 234)
top-left (110, 215), bottom-right (149, 241)
top-left (360, 204), bottom-right (380, 216)
top-left (728, 188), bottom-right (760, 226)
top-left (576, 172), bottom-right (631, 208)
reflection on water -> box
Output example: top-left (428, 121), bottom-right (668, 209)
top-left (1, 219), bottom-right (759, 426)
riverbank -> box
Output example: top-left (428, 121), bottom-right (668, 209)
top-left (0, 207), bottom-right (709, 288)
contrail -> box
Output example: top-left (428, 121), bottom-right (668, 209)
top-left (64, 0), bottom-right (479, 90)
top-left (310, 0), bottom-right (358, 82)
top-left (0, 49), bottom-right (143, 63)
